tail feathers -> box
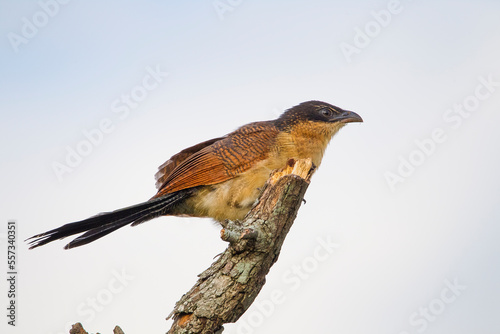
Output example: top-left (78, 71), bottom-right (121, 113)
top-left (26, 189), bottom-right (194, 249)
top-left (61, 199), bottom-right (167, 249)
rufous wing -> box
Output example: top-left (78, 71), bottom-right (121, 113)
top-left (153, 121), bottom-right (279, 198)
top-left (155, 137), bottom-right (224, 189)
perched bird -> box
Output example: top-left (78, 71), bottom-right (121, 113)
top-left (27, 101), bottom-right (362, 249)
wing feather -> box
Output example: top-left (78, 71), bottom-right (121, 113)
top-left (155, 137), bottom-right (224, 189)
top-left (153, 121), bottom-right (278, 198)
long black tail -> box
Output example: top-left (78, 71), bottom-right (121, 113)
top-left (26, 189), bottom-right (195, 250)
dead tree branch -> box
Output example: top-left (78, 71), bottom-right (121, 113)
top-left (167, 158), bottom-right (314, 334)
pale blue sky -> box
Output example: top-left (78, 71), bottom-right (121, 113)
top-left (1, 1), bottom-right (499, 333)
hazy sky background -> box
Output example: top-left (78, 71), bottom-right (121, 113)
top-left (1, 1), bottom-right (499, 333)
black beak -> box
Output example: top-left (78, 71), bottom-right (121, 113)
top-left (333, 110), bottom-right (363, 123)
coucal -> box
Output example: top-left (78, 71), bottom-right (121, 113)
top-left (27, 101), bottom-right (362, 249)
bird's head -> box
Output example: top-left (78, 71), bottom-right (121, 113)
top-left (278, 100), bottom-right (362, 125)
top-left (276, 100), bottom-right (363, 137)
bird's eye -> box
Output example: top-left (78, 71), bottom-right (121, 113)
top-left (320, 108), bottom-right (332, 117)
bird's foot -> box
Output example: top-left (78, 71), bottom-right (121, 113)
top-left (220, 220), bottom-right (259, 253)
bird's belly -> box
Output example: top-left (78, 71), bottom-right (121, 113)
top-left (179, 165), bottom-right (275, 222)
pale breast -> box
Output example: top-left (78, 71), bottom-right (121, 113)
top-left (178, 161), bottom-right (277, 222)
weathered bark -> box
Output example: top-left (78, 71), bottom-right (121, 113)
top-left (167, 158), bottom-right (314, 334)
top-left (69, 322), bottom-right (124, 334)
top-left (68, 158), bottom-right (314, 334)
